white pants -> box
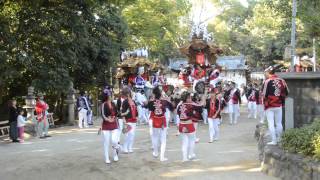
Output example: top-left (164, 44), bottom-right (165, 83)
top-left (194, 122), bottom-right (198, 139)
top-left (165, 109), bottom-right (171, 128)
top-left (137, 106), bottom-right (148, 124)
top-left (181, 133), bottom-right (196, 161)
top-left (257, 105), bottom-right (265, 123)
top-left (149, 120), bottom-right (153, 138)
top-left (266, 107), bottom-right (283, 143)
top-left (152, 128), bottom-right (167, 160)
top-left (87, 110), bottom-right (93, 125)
top-left (116, 119), bottom-right (124, 143)
top-left (208, 118), bottom-right (220, 141)
top-left (123, 123), bottom-right (136, 152)
top-left (202, 109), bottom-right (208, 124)
top-left (228, 103), bottom-right (240, 124)
top-left (102, 130), bottom-right (119, 162)
top-left (248, 101), bottom-right (257, 118)
top-left (78, 109), bottom-right (88, 128)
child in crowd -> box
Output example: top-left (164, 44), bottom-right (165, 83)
top-left (17, 108), bottom-right (27, 143)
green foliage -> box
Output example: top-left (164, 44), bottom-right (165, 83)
top-left (281, 119), bottom-right (320, 159)
top-left (122, 0), bottom-right (190, 61)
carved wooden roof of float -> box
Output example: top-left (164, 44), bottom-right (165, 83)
top-left (179, 38), bottom-right (223, 65)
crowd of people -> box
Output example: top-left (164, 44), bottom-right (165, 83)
top-left (97, 65), bottom-right (289, 165)
top-left (7, 93), bottom-right (52, 143)
top-left (5, 64), bottom-right (288, 166)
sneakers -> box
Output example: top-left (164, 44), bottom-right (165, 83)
top-left (152, 152), bottom-right (159, 158)
top-left (160, 157), bottom-right (168, 162)
top-left (105, 160), bottom-right (111, 164)
top-left (188, 154), bottom-right (196, 160)
top-left (113, 155), bottom-right (119, 162)
top-left (195, 138), bottom-right (200, 143)
top-left (267, 141), bottom-right (277, 145)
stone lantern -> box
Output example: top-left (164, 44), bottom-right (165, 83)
top-left (23, 86), bottom-right (37, 136)
top-left (65, 82), bottom-right (76, 125)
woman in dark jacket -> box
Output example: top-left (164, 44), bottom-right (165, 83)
top-left (8, 99), bottom-right (19, 142)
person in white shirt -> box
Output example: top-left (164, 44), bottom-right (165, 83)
top-left (17, 108), bottom-right (27, 143)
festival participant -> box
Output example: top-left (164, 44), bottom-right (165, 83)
top-left (257, 87), bottom-right (265, 123)
top-left (35, 93), bottom-right (50, 138)
top-left (151, 70), bottom-right (164, 87)
top-left (262, 66), bottom-right (289, 145)
top-left (177, 91), bottom-right (205, 162)
top-left (77, 91), bottom-right (90, 129)
top-left (121, 87), bottom-right (138, 153)
top-left (191, 93), bottom-right (203, 143)
top-left (206, 88), bottom-right (221, 143)
top-left (191, 64), bottom-right (206, 92)
top-left (101, 88), bottom-right (120, 164)
top-left (145, 86), bottom-right (173, 161)
top-left (209, 68), bottom-right (221, 88)
top-left (135, 66), bottom-right (148, 125)
top-left (226, 82), bottom-right (241, 125)
top-left (116, 93), bottom-right (125, 144)
top-left (247, 83), bottom-right (259, 119)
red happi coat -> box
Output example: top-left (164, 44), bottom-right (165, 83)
top-left (177, 103), bottom-right (202, 133)
top-left (101, 101), bottom-right (118, 131)
top-left (206, 98), bottom-right (221, 119)
top-left (122, 98), bottom-right (138, 123)
top-left (147, 99), bottom-right (173, 128)
top-left (35, 101), bottom-right (48, 122)
top-left (228, 88), bottom-right (241, 104)
top-left (262, 75), bottom-right (289, 109)
top-left (248, 89), bottom-right (259, 102)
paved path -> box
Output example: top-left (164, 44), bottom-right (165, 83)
top-left (0, 113), bottom-right (278, 180)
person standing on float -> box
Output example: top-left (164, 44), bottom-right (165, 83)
top-left (121, 87), bottom-right (138, 153)
top-left (262, 67), bottom-right (288, 145)
top-left (101, 88), bottom-right (120, 164)
top-left (135, 66), bottom-right (148, 125)
top-left (177, 91), bottom-right (205, 162)
top-left (145, 86), bottom-right (173, 161)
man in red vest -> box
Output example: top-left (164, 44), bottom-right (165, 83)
top-left (262, 66), bottom-right (289, 145)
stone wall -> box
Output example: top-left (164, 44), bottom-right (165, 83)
top-left (277, 72), bottom-right (320, 128)
top-left (255, 123), bottom-right (320, 180)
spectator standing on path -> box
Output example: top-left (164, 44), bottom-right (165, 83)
top-left (8, 99), bottom-right (19, 143)
top-left (262, 66), bottom-right (289, 145)
top-left (35, 93), bottom-right (51, 139)
top-left (17, 108), bottom-right (27, 143)
top-left (77, 91), bottom-right (90, 129)
top-left (86, 93), bottom-right (94, 126)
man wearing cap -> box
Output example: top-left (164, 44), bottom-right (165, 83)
top-left (35, 93), bottom-right (51, 138)
top-left (262, 66), bottom-right (289, 145)
top-left (77, 91), bottom-right (90, 128)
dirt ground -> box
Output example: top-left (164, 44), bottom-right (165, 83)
top-left (0, 113), bottom-right (278, 180)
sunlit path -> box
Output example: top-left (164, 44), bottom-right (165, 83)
top-left (0, 112), bottom-right (277, 180)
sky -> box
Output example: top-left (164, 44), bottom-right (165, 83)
top-left (190, 0), bottom-right (249, 25)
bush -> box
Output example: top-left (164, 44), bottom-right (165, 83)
top-left (280, 119), bottom-right (320, 159)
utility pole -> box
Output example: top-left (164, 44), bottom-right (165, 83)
top-left (313, 38), bottom-right (316, 72)
top-left (290, 0), bottom-right (297, 72)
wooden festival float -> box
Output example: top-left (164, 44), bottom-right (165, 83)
top-left (178, 28), bottom-right (223, 93)
top-left (115, 50), bottom-right (167, 94)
